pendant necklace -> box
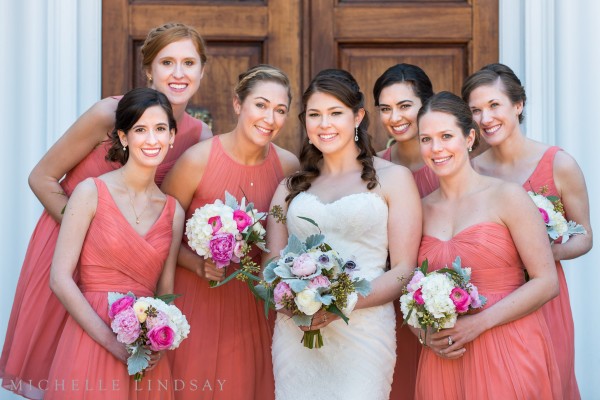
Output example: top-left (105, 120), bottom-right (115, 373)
top-left (121, 170), bottom-right (152, 224)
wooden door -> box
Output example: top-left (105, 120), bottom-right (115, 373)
top-left (103, 0), bottom-right (498, 154)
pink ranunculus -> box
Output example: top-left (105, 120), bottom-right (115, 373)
top-left (538, 207), bottom-right (550, 224)
top-left (109, 295), bottom-right (135, 319)
top-left (209, 232), bottom-right (236, 268)
top-left (110, 307), bottom-right (141, 344)
top-left (273, 281), bottom-right (293, 310)
top-left (413, 288), bottom-right (425, 305)
top-left (145, 310), bottom-right (169, 331)
top-left (407, 270), bottom-right (425, 292)
top-left (308, 275), bottom-right (331, 289)
top-left (468, 284), bottom-right (483, 308)
top-left (147, 325), bottom-right (175, 351)
top-left (450, 287), bottom-right (472, 313)
top-left (233, 210), bottom-right (253, 232)
top-left (291, 253), bottom-right (317, 277)
top-left (208, 216), bottom-right (223, 234)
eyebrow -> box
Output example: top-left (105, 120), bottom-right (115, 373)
top-left (306, 106), bottom-right (343, 112)
top-left (255, 96), bottom-right (288, 109)
top-left (379, 99), bottom-right (414, 107)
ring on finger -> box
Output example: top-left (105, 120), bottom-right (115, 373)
top-left (448, 336), bottom-right (453, 346)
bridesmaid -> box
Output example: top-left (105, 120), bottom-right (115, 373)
top-left (161, 64), bottom-right (299, 400)
top-left (462, 63), bottom-right (592, 399)
top-left (372, 63), bottom-right (438, 399)
top-left (0, 22), bottom-right (210, 399)
top-left (46, 88), bottom-right (184, 399)
top-left (374, 63), bottom-right (438, 197)
top-left (414, 91), bottom-right (561, 399)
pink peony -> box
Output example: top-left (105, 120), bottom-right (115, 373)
top-left (308, 275), bottom-right (331, 289)
top-left (109, 295), bottom-right (134, 319)
top-left (407, 270), bottom-right (425, 292)
top-left (413, 288), bottom-right (424, 305)
top-left (147, 325), bottom-right (175, 351)
top-left (450, 287), bottom-right (472, 313)
top-left (538, 208), bottom-right (550, 224)
top-left (233, 240), bottom-right (245, 260)
top-left (468, 284), bottom-right (483, 308)
top-left (208, 216), bottom-right (223, 234)
top-left (291, 253), bottom-right (317, 277)
top-left (209, 233), bottom-right (236, 268)
top-left (145, 310), bottom-right (169, 331)
top-left (110, 307), bottom-right (141, 344)
top-left (233, 210), bottom-right (253, 232)
top-left (273, 282), bottom-right (293, 309)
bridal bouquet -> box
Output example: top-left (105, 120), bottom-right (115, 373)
top-left (255, 217), bottom-right (371, 349)
top-left (400, 257), bottom-right (486, 341)
top-left (108, 292), bottom-right (190, 381)
top-left (185, 191), bottom-right (268, 287)
top-left (527, 185), bottom-right (586, 243)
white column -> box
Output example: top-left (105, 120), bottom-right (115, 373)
top-left (0, 2), bottom-right (101, 399)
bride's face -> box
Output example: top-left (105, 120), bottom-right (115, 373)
top-left (304, 91), bottom-right (361, 155)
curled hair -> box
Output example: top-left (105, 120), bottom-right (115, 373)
top-left (461, 63), bottom-right (527, 123)
top-left (286, 69), bottom-right (378, 204)
top-left (106, 88), bottom-right (177, 165)
top-left (417, 91), bottom-right (481, 151)
top-left (373, 63), bottom-right (434, 106)
top-left (141, 22), bottom-right (208, 81)
top-left (235, 64), bottom-right (292, 106)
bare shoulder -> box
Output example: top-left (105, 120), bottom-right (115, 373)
top-left (87, 97), bottom-right (120, 125)
top-left (178, 136), bottom-right (215, 168)
top-left (273, 145), bottom-right (301, 176)
top-left (553, 148), bottom-right (583, 174)
top-left (69, 177), bottom-right (100, 206)
top-left (374, 156), bottom-right (412, 182)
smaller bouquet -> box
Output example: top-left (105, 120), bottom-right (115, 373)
top-left (527, 185), bottom-right (586, 243)
top-left (108, 292), bottom-right (190, 381)
top-left (185, 191), bottom-right (268, 287)
top-left (399, 257), bottom-right (486, 342)
top-left (255, 217), bottom-right (371, 349)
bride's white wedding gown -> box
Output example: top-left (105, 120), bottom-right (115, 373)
top-left (272, 191), bottom-right (396, 400)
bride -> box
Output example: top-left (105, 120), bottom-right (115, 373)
top-left (265, 69), bottom-right (422, 400)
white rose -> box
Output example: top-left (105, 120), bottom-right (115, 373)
top-left (341, 292), bottom-right (358, 317)
top-left (294, 289), bottom-right (322, 316)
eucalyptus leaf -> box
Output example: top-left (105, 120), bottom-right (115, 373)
top-left (252, 284), bottom-right (270, 302)
top-left (326, 304), bottom-right (349, 324)
top-left (297, 216), bottom-right (320, 229)
top-left (154, 293), bottom-right (181, 304)
top-left (210, 270), bottom-right (241, 288)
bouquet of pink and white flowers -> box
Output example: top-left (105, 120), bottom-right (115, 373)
top-left (108, 292), bottom-right (190, 381)
top-left (400, 257), bottom-right (486, 341)
top-left (255, 217), bottom-right (371, 349)
top-left (185, 191), bottom-right (267, 287)
top-left (527, 185), bottom-right (586, 243)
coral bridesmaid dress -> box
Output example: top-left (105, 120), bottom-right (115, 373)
top-left (381, 146), bottom-right (439, 400)
top-left (0, 113), bottom-right (203, 399)
top-left (45, 178), bottom-right (176, 400)
top-left (168, 137), bottom-right (284, 400)
top-left (415, 223), bottom-right (562, 400)
top-left (524, 145), bottom-right (580, 399)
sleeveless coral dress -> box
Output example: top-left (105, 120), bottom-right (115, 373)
top-left (45, 178), bottom-right (177, 400)
top-left (381, 146), bottom-right (439, 400)
top-left (0, 112), bottom-right (204, 399)
top-left (168, 137), bottom-right (284, 400)
top-left (524, 146), bottom-right (580, 399)
top-left (415, 223), bottom-right (562, 399)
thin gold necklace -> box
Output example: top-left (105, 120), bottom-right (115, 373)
top-left (121, 170), bottom-right (152, 224)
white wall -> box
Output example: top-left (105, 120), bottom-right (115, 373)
top-left (501, 0), bottom-right (600, 397)
top-left (1, 0), bottom-right (598, 398)
top-left (0, 1), bottom-right (101, 399)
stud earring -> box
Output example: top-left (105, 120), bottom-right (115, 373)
top-left (148, 75), bottom-right (153, 83)
top-left (170, 143), bottom-right (174, 149)
top-left (308, 139), bottom-right (312, 145)
top-left (354, 125), bottom-right (359, 142)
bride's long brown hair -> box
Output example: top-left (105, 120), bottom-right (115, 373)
top-left (285, 69), bottom-right (378, 204)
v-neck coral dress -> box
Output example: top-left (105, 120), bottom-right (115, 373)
top-left (45, 178), bottom-right (177, 400)
top-left (524, 146), bottom-right (580, 399)
top-left (381, 146), bottom-right (439, 400)
top-left (415, 223), bottom-right (562, 400)
top-left (168, 137), bottom-right (284, 400)
top-left (0, 112), bottom-right (205, 399)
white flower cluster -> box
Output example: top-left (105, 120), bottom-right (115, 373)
top-left (137, 296), bottom-right (191, 349)
top-left (528, 192), bottom-right (568, 239)
top-left (185, 200), bottom-right (237, 256)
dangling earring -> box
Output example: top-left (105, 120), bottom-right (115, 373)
top-left (123, 144), bottom-right (127, 151)
top-left (147, 75), bottom-right (153, 83)
top-left (468, 146), bottom-right (473, 153)
top-left (354, 125), bottom-right (359, 142)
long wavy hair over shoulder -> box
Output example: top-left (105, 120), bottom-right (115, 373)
top-left (285, 69), bottom-right (378, 204)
